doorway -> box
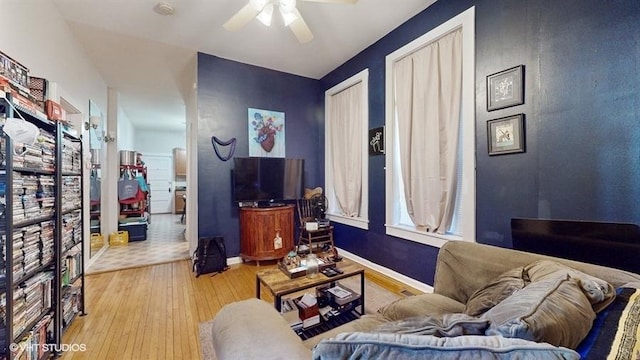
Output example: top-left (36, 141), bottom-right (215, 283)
top-left (144, 154), bottom-right (173, 214)
top-left (86, 213), bottom-right (189, 274)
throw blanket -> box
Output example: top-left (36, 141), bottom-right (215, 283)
top-left (375, 313), bottom-right (489, 337)
top-left (578, 287), bottom-right (640, 359)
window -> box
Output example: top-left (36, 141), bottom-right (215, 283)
top-left (385, 7), bottom-right (475, 248)
top-left (325, 69), bottom-right (369, 229)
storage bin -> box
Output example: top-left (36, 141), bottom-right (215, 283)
top-left (109, 231), bottom-right (129, 246)
top-left (118, 221), bottom-right (147, 241)
top-left (90, 233), bottom-right (104, 247)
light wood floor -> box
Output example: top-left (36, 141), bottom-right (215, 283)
top-left (60, 258), bottom-right (419, 359)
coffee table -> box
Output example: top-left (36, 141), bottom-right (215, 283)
top-left (256, 258), bottom-right (365, 314)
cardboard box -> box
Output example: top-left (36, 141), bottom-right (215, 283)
top-left (295, 294), bottom-right (320, 324)
top-left (305, 222), bottom-right (319, 231)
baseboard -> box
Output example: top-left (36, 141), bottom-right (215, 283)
top-left (335, 247), bottom-right (434, 294)
top-left (227, 256), bottom-right (243, 265)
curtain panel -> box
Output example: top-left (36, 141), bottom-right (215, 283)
top-left (392, 29), bottom-right (462, 234)
top-left (328, 82), bottom-right (363, 217)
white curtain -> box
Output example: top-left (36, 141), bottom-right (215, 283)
top-left (393, 29), bottom-right (462, 233)
top-left (328, 82), bottom-right (363, 217)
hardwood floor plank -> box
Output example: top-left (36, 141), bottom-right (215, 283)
top-left (61, 257), bottom-right (423, 359)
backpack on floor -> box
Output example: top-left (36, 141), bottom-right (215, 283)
top-left (193, 236), bottom-right (228, 277)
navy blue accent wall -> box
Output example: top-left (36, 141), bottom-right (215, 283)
top-left (197, 54), bottom-right (323, 256)
top-left (476, 0), bottom-right (640, 247)
top-left (197, 0), bottom-right (640, 286)
top-left (320, 0), bottom-right (640, 285)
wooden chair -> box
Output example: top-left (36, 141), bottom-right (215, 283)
top-left (296, 198), bottom-right (334, 255)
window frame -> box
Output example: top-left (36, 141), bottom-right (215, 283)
top-left (384, 7), bottom-right (476, 248)
top-left (324, 69), bottom-right (370, 230)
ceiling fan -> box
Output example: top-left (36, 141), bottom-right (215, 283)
top-left (223, 0), bottom-right (358, 43)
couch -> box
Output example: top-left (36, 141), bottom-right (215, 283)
top-left (210, 241), bottom-right (640, 359)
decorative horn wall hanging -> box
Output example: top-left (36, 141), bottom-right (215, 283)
top-left (211, 136), bottom-right (237, 161)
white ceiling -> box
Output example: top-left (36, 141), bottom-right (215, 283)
top-left (52, 0), bottom-right (436, 131)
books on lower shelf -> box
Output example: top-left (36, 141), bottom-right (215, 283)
top-left (282, 309), bottom-right (302, 331)
top-left (281, 293), bottom-right (322, 330)
top-left (301, 314), bottom-right (320, 328)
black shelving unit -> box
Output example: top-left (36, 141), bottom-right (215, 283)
top-left (0, 90), bottom-right (85, 359)
top-left (55, 126), bottom-right (85, 349)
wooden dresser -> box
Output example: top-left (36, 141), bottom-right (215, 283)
top-left (239, 205), bottom-right (294, 264)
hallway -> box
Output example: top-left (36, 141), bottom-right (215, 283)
top-left (87, 213), bottom-right (190, 274)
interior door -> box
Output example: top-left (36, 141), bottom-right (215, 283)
top-left (144, 155), bottom-right (173, 214)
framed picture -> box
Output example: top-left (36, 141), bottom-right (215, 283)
top-left (248, 108), bottom-right (285, 157)
top-left (368, 126), bottom-right (384, 156)
top-left (487, 114), bottom-right (525, 156)
top-left (487, 65), bottom-right (524, 111)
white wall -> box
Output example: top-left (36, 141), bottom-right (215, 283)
top-left (186, 54), bottom-right (198, 254)
top-left (0, 1), bottom-right (107, 113)
top-left (117, 107), bottom-right (136, 151)
top-left (0, 1), bottom-right (108, 269)
top-left (136, 129), bottom-right (186, 156)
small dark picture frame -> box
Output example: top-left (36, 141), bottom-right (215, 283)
top-left (368, 126), bottom-right (384, 156)
top-left (487, 114), bottom-right (525, 156)
top-left (487, 65), bottom-right (524, 111)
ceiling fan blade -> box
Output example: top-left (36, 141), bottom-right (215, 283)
top-left (300, 0), bottom-right (358, 3)
top-left (223, 2), bottom-right (260, 31)
top-left (289, 8), bottom-right (314, 43)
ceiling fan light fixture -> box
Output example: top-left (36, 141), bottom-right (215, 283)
top-left (279, 0), bottom-right (296, 13)
top-left (256, 3), bottom-right (274, 26)
top-left (250, 0), bottom-right (270, 11)
top-left (279, 7), bottom-right (298, 26)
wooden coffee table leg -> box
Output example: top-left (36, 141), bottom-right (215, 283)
top-left (360, 272), bottom-right (365, 315)
top-left (256, 277), bottom-right (261, 299)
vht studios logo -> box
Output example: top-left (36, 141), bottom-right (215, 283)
top-left (9, 342), bottom-right (87, 353)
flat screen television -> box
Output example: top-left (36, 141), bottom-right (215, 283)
top-left (232, 157), bottom-right (304, 204)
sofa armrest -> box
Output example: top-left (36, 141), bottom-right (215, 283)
top-left (211, 298), bottom-right (311, 360)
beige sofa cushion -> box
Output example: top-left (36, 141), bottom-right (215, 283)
top-left (378, 293), bottom-right (465, 321)
top-left (434, 241), bottom-right (640, 304)
top-left (211, 298), bottom-right (310, 359)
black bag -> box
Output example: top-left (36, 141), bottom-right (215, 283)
top-left (193, 236), bottom-right (228, 277)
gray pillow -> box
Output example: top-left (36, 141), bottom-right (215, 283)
top-left (313, 332), bottom-right (580, 360)
top-left (482, 275), bottom-right (595, 349)
top-left (525, 260), bottom-right (616, 312)
top-left (464, 266), bottom-right (530, 316)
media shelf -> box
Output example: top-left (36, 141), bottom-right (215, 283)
top-left (0, 91), bottom-right (85, 359)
